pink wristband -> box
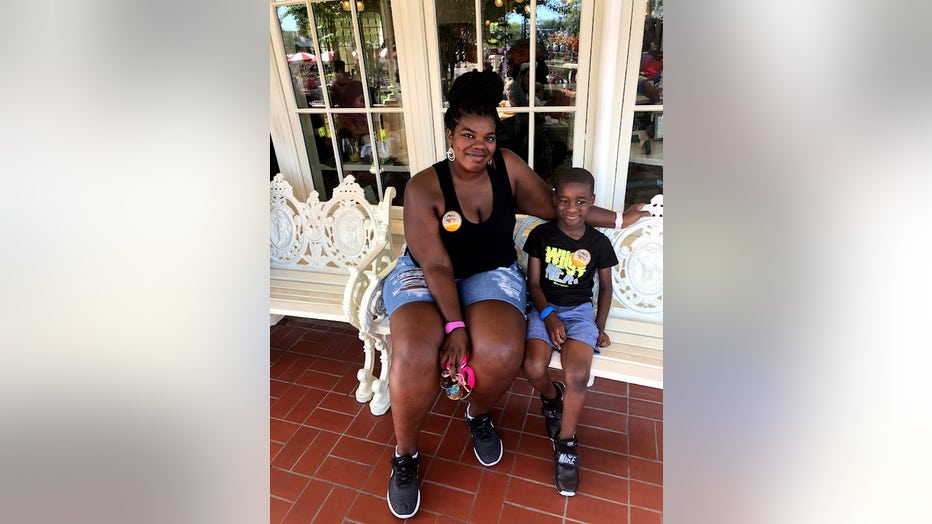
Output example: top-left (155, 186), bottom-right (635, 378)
top-left (444, 321), bottom-right (466, 334)
top-left (614, 211), bottom-right (625, 229)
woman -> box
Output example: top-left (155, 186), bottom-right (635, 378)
top-left (381, 70), bottom-right (647, 519)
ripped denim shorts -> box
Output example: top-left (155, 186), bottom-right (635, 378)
top-left (382, 254), bottom-right (527, 317)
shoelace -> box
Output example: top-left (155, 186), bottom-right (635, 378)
top-left (471, 415), bottom-right (494, 441)
top-left (392, 457), bottom-right (417, 486)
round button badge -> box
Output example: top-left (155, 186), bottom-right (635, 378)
top-left (571, 249), bottom-right (591, 268)
top-left (442, 211), bottom-right (462, 232)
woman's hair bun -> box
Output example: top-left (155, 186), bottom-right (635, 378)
top-left (447, 70), bottom-right (504, 110)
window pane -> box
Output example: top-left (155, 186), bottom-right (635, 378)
top-left (276, 5), bottom-right (325, 108)
top-left (435, 0), bottom-right (478, 102)
top-left (624, 110), bottom-right (663, 209)
top-left (636, 0), bottom-right (663, 105)
top-left (310, 1), bottom-right (361, 107)
top-left (358, 0), bottom-right (404, 106)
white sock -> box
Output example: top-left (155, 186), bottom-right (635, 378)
top-left (394, 447), bottom-right (418, 459)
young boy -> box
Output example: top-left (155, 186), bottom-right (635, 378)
top-left (522, 167), bottom-right (619, 496)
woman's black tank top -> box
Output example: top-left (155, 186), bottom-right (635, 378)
top-left (409, 151), bottom-right (517, 279)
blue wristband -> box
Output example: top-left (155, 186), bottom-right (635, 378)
top-left (539, 306), bottom-right (555, 320)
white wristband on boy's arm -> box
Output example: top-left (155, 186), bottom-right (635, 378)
top-left (614, 211), bottom-right (625, 229)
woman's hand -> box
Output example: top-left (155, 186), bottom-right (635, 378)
top-left (544, 315), bottom-right (567, 349)
top-left (439, 328), bottom-right (472, 377)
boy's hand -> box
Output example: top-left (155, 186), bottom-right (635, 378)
top-left (596, 330), bottom-right (611, 348)
top-left (545, 316), bottom-right (567, 349)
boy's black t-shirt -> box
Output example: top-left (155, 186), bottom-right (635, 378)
top-left (523, 221), bottom-right (619, 307)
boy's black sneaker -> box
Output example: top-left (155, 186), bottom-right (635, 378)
top-left (540, 381), bottom-right (565, 440)
top-left (387, 453), bottom-right (420, 519)
top-left (553, 435), bottom-right (579, 496)
top-left (465, 407), bottom-right (503, 466)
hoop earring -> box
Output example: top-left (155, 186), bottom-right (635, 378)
top-left (446, 146), bottom-right (455, 162)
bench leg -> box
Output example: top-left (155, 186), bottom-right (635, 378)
top-left (368, 335), bottom-right (392, 416)
top-left (270, 314), bottom-right (285, 326)
top-left (355, 333), bottom-right (377, 404)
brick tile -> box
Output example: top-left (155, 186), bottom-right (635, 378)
top-left (278, 356), bottom-right (315, 383)
top-left (289, 337), bottom-right (330, 356)
top-left (631, 506), bottom-right (663, 524)
top-left (585, 390), bottom-right (628, 412)
top-left (295, 369), bottom-right (340, 390)
top-left (583, 447), bottom-right (629, 477)
top-left (628, 398), bottom-right (663, 420)
top-left (271, 426), bottom-right (318, 470)
top-left (270, 379), bottom-right (289, 400)
top-left (270, 467), bottom-right (310, 502)
top-left (269, 496), bottom-right (291, 524)
top-left (313, 357), bottom-right (356, 377)
top-left (630, 457), bottom-right (662, 485)
top-left (468, 471), bottom-right (509, 523)
top-left (319, 391), bottom-right (365, 416)
top-left (314, 485), bottom-right (358, 523)
top-left (419, 481), bottom-right (474, 517)
top-left (423, 458), bottom-right (483, 493)
top-left (331, 372), bottom-right (363, 395)
top-left (366, 413), bottom-right (397, 445)
top-left (281, 479), bottom-right (330, 523)
top-left (344, 411), bottom-right (379, 439)
top-left (417, 432), bottom-right (443, 458)
top-left (270, 348), bottom-right (286, 365)
top-left (579, 405), bottom-right (628, 433)
top-left (421, 412), bottom-right (452, 436)
top-left (291, 431), bottom-right (340, 477)
top-left (271, 325), bottom-right (305, 350)
top-left (629, 384), bottom-right (662, 403)
top-left (591, 377), bottom-right (629, 396)
top-left (270, 442), bottom-right (284, 462)
top-left (510, 451), bottom-right (553, 485)
top-left (630, 480), bottom-right (663, 512)
top-left (628, 416), bottom-right (657, 460)
top-left (283, 387), bottom-right (326, 424)
top-left (566, 493), bottom-right (628, 524)
top-left (500, 502), bottom-right (564, 524)
top-left (656, 421), bottom-right (663, 461)
top-left (576, 468), bottom-right (628, 502)
top-left (346, 492), bottom-right (394, 523)
top-left (499, 393), bottom-right (531, 432)
top-left (332, 435), bottom-right (388, 465)
top-left (505, 477), bottom-right (566, 517)
top-left (510, 377), bottom-right (535, 396)
top-left (315, 455), bottom-right (373, 490)
top-left (578, 425), bottom-right (627, 455)
top-left (430, 396), bottom-right (459, 417)
top-left (270, 353), bottom-right (300, 380)
top-left (270, 419), bottom-right (300, 443)
top-left (517, 432), bottom-right (556, 460)
top-left (304, 407), bottom-right (354, 433)
top-left (434, 425), bottom-right (469, 463)
top-left (270, 385), bottom-right (310, 420)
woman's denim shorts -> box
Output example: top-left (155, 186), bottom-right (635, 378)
top-left (382, 254), bottom-right (527, 317)
top-left (526, 302), bottom-right (601, 353)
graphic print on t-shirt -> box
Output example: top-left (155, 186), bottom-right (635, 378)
top-left (543, 246), bottom-right (591, 287)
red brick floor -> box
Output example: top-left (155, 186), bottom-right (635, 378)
top-left (271, 317), bottom-right (663, 523)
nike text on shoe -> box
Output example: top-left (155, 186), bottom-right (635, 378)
top-left (553, 435), bottom-right (579, 496)
top-left (387, 453), bottom-right (420, 518)
top-left (465, 409), bottom-right (503, 466)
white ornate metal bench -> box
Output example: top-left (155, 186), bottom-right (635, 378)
top-left (269, 174), bottom-right (396, 415)
top-left (348, 194), bottom-right (664, 414)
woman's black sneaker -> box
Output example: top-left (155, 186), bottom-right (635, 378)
top-left (387, 453), bottom-right (420, 518)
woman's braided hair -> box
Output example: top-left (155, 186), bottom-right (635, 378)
top-left (444, 70), bottom-right (504, 132)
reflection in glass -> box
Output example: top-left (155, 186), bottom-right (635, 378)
top-left (636, 0), bottom-right (663, 105)
top-left (625, 111), bottom-right (663, 209)
top-left (276, 0), bottom-right (408, 204)
top-left (276, 5), bottom-right (324, 108)
top-left (435, 0), bottom-right (477, 103)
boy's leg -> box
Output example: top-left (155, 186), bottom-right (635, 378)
top-left (557, 339), bottom-right (594, 439)
top-left (522, 338), bottom-right (557, 396)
